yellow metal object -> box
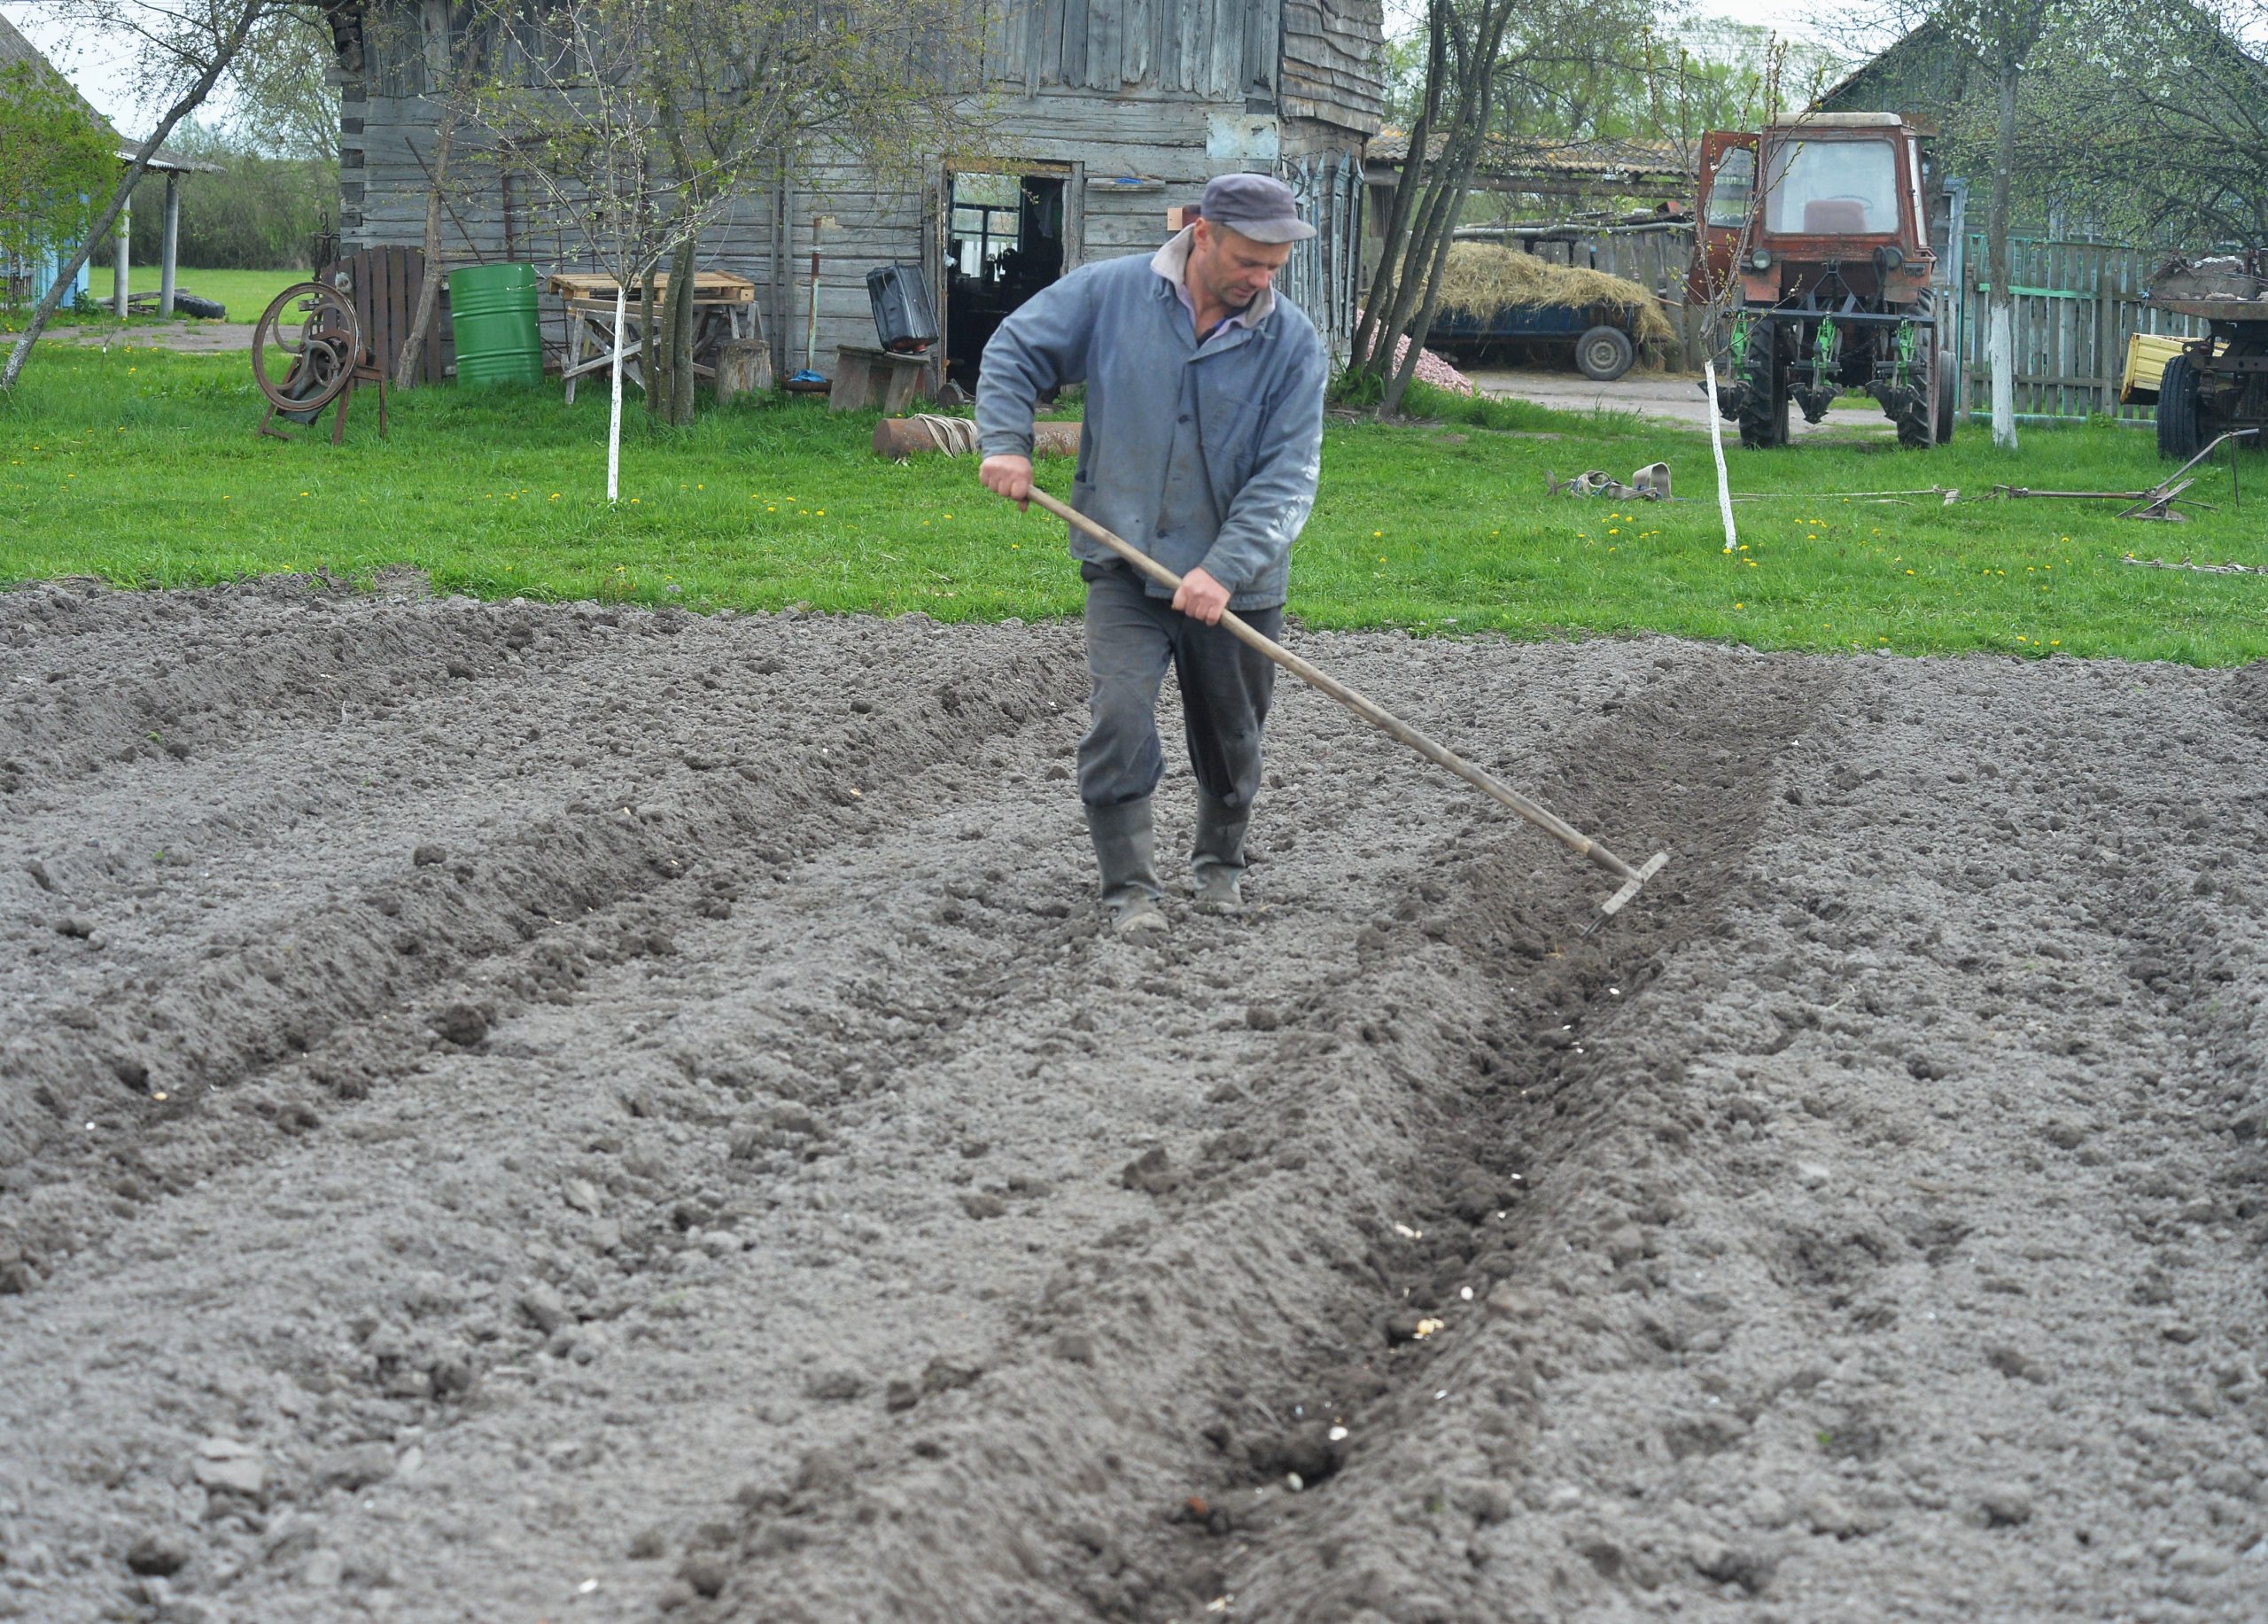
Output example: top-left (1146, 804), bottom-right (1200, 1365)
top-left (2121, 332), bottom-right (2190, 403)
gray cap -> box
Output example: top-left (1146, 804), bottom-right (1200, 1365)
top-left (1196, 174), bottom-right (1316, 244)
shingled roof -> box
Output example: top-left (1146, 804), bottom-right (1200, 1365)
top-left (1367, 130), bottom-right (1695, 187)
top-left (1363, 130), bottom-right (1694, 209)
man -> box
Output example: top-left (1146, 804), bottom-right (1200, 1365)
top-left (975, 174), bottom-right (1329, 937)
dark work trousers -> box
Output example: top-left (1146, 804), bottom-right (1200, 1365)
top-left (1078, 560), bottom-right (1281, 812)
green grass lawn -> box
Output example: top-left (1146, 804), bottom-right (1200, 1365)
top-left (90, 266), bottom-right (307, 321)
top-left (18, 268), bottom-right (306, 330)
top-left (2, 346), bottom-right (2264, 664)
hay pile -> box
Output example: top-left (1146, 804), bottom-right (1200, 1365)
top-left (1435, 243), bottom-right (1678, 368)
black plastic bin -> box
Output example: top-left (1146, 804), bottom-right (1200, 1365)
top-left (866, 262), bottom-right (939, 353)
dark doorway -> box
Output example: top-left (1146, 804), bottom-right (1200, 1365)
top-left (944, 171), bottom-right (1067, 391)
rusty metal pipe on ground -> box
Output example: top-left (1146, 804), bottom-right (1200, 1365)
top-left (1024, 488), bottom-right (1669, 919)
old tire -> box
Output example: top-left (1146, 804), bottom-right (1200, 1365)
top-left (1935, 349), bottom-right (1956, 444)
top-left (1575, 324), bottom-right (1635, 382)
top-left (1737, 338), bottom-right (1788, 448)
top-left (174, 292), bottom-right (226, 321)
top-left (2157, 354), bottom-right (2202, 461)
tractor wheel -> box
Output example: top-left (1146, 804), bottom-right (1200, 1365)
top-left (1737, 337), bottom-right (1788, 448)
top-left (1891, 387), bottom-right (1932, 449)
top-left (1935, 349), bottom-right (1956, 444)
top-left (2157, 354), bottom-right (2202, 461)
top-left (1884, 335), bottom-right (1940, 447)
top-left (1575, 324), bottom-right (1635, 382)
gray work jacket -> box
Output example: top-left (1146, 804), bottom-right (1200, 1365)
top-left (975, 229), bottom-right (1328, 610)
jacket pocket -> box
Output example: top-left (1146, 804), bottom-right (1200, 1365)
top-left (1198, 377), bottom-right (1262, 490)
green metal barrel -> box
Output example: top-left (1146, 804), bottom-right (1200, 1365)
top-left (447, 263), bottom-right (542, 387)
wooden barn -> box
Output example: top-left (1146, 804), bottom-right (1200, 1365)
top-left (321, 0), bottom-right (1383, 389)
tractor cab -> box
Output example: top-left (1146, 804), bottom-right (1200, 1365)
top-left (1690, 113), bottom-right (1935, 309)
top-left (1688, 113), bottom-right (1951, 449)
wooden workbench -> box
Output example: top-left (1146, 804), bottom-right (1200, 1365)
top-left (548, 270), bottom-right (760, 404)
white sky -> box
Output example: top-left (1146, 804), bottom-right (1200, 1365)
top-left (3, 3), bottom-right (171, 133)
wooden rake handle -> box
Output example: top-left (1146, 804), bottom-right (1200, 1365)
top-left (1023, 488), bottom-right (1668, 912)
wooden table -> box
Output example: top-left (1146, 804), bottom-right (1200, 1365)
top-left (549, 270), bottom-right (759, 405)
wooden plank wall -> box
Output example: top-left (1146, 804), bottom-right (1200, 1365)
top-left (980, 0), bottom-right (1273, 97)
top-left (1281, 0), bottom-right (1384, 135)
top-left (1955, 236), bottom-right (2203, 423)
top-left (341, 0), bottom-right (1382, 379)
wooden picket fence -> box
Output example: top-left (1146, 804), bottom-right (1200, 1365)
top-left (1953, 235), bottom-right (2202, 423)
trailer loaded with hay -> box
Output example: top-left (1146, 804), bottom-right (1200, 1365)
top-left (1424, 244), bottom-right (1677, 382)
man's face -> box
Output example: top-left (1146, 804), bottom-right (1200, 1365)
top-left (1189, 220), bottom-right (1294, 309)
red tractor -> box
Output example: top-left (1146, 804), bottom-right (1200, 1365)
top-left (1689, 113), bottom-right (1953, 449)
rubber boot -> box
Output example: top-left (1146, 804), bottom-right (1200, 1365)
top-left (1086, 797), bottom-right (1167, 937)
top-left (1188, 790), bottom-right (1251, 914)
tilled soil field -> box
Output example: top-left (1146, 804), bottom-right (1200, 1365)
top-left (1, 576), bottom-right (2264, 1624)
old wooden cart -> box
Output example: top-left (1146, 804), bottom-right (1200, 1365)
top-left (1425, 299), bottom-right (1645, 381)
top-left (2149, 296), bottom-right (2268, 459)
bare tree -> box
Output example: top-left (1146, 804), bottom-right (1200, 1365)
top-left (474, 0), bottom-right (967, 495)
top-left (229, 4), bottom-right (341, 160)
top-left (1828, 0), bottom-right (2077, 449)
top-left (2048, 1), bottom-right (2268, 245)
top-left (1351, 0), bottom-right (1653, 415)
top-left (0, 0), bottom-right (275, 390)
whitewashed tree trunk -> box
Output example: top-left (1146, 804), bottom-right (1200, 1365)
top-left (607, 285), bottom-right (625, 504)
top-left (1988, 304), bottom-right (2017, 451)
top-left (1988, 52), bottom-right (2021, 452)
top-left (1703, 358), bottom-right (1737, 555)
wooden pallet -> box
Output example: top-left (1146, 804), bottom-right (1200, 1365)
top-left (312, 246), bottom-right (453, 387)
top-left (547, 269), bottom-right (757, 305)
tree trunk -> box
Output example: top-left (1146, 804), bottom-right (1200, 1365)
top-left (1, 1), bottom-right (264, 391)
top-left (1988, 51), bottom-right (2020, 451)
top-left (666, 234), bottom-right (694, 428)
top-left (654, 260), bottom-right (676, 422)
top-left (395, 115), bottom-right (458, 392)
top-left (668, 234), bottom-right (697, 424)
top-left (1351, 0), bottom-right (1446, 381)
top-left (714, 338), bottom-right (773, 401)
top-left (640, 265), bottom-right (659, 418)
top-left (1354, 0), bottom-right (1515, 413)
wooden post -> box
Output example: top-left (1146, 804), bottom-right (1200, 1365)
top-left (159, 172), bottom-right (180, 318)
top-left (2097, 262), bottom-right (2116, 415)
top-left (113, 192), bottom-right (129, 318)
top-left (715, 338), bottom-right (773, 401)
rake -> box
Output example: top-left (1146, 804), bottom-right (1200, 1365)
top-left (1026, 490), bottom-right (1670, 919)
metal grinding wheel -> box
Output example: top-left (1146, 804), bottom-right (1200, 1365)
top-left (253, 281), bottom-right (361, 423)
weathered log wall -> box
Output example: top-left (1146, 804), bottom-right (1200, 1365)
top-left (337, 0), bottom-right (1383, 377)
